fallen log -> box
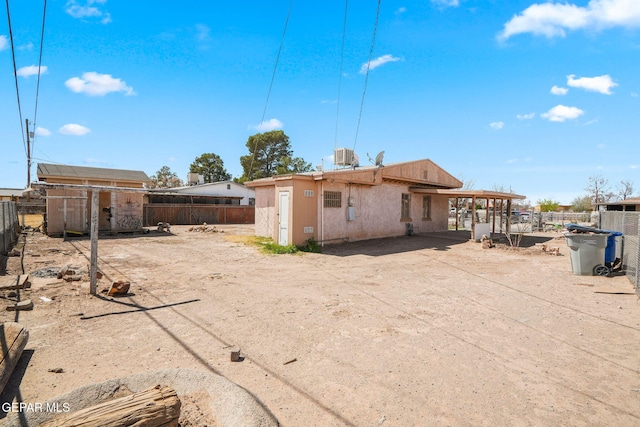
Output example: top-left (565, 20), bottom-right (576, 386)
top-left (6, 300), bottom-right (34, 311)
top-left (0, 322), bottom-right (29, 394)
top-left (0, 275), bottom-right (31, 291)
top-left (41, 384), bottom-right (181, 427)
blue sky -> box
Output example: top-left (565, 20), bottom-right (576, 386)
top-left (1, 0), bottom-right (639, 205)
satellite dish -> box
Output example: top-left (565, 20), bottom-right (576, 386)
top-left (375, 151), bottom-right (385, 167)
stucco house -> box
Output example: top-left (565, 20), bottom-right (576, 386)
top-left (36, 163), bottom-right (149, 236)
top-left (245, 158), bottom-right (465, 246)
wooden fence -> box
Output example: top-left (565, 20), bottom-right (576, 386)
top-left (1, 201), bottom-right (20, 255)
top-left (143, 204), bottom-right (254, 226)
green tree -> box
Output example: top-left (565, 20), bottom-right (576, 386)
top-left (571, 195), bottom-right (593, 212)
top-left (275, 156), bottom-right (313, 175)
top-left (189, 153), bottom-right (231, 183)
top-left (149, 166), bottom-right (183, 189)
top-left (537, 198), bottom-right (560, 212)
top-left (239, 130), bottom-right (311, 182)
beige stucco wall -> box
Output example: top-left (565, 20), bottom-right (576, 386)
top-left (318, 182), bottom-right (450, 244)
top-left (254, 186), bottom-right (275, 239)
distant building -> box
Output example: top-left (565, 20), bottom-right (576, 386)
top-left (37, 163), bottom-right (149, 236)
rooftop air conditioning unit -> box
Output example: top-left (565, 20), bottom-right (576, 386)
top-left (334, 148), bottom-right (355, 167)
top-left (187, 173), bottom-right (204, 185)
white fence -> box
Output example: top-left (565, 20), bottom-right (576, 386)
top-left (1, 201), bottom-right (20, 255)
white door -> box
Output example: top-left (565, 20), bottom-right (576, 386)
top-left (278, 192), bottom-right (290, 245)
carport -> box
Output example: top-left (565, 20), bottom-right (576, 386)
top-left (409, 188), bottom-right (526, 240)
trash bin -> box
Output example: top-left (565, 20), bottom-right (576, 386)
top-left (604, 232), bottom-right (622, 264)
top-left (564, 233), bottom-right (609, 275)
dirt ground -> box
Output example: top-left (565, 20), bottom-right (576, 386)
top-left (1, 225), bottom-right (640, 426)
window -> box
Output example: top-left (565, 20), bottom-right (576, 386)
top-left (248, 198), bottom-right (255, 206)
top-left (324, 191), bottom-right (341, 208)
top-left (304, 190), bottom-right (314, 197)
top-left (401, 193), bottom-right (411, 220)
top-left (227, 184), bottom-right (231, 190)
top-left (422, 196), bottom-right (432, 220)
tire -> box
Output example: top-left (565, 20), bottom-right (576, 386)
top-left (594, 265), bottom-right (610, 276)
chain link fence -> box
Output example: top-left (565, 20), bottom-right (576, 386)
top-left (600, 211), bottom-right (640, 294)
top-left (1, 201), bottom-right (20, 255)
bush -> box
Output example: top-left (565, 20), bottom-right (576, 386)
top-left (297, 238), bottom-right (321, 253)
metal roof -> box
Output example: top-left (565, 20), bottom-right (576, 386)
top-left (37, 163), bottom-right (149, 183)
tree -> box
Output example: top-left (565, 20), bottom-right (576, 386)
top-left (571, 195), bottom-right (592, 212)
top-left (148, 166), bottom-right (183, 189)
top-left (616, 179), bottom-right (634, 201)
top-left (189, 153), bottom-right (231, 183)
top-left (238, 130), bottom-right (311, 182)
top-left (275, 156), bottom-right (313, 175)
top-left (585, 174), bottom-right (614, 206)
top-left (537, 198), bottom-right (560, 212)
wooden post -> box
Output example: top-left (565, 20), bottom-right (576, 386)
top-left (63, 199), bottom-right (67, 241)
top-left (0, 322), bottom-right (29, 394)
top-left (90, 191), bottom-right (99, 295)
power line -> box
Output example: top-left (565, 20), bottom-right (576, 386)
top-left (4, 0), bottom-right (26, 154)
top-left (352, 0), bottom-right (382, 153)
top-left (33, 0), bottom-right (47, 130)
top-left (333, 0), bottom-right (349, 153)
top-left (248, 0), bottom-right (295, 180)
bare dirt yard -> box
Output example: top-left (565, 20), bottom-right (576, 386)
top-left (2, 225), bottom-right (640, 426)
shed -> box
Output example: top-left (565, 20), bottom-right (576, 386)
top-left (37, 163), bottom-right (149, 236)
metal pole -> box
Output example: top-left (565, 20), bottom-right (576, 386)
top-left (90, 191), bottom-right (99, 295)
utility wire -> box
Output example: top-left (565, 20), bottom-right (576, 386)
top-left (248, 0), bottom-right (294, 180)
top-left (333, 0), bottom-right (349, 153)
top-left (4, 0), bottom-right (26, 153)
top-left (33, 0), bottom-right (47, 130)
top-left (352, 0), bottom-right (381, 153)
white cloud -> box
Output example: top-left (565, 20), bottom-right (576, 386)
top-left (516, 112), bottom-right (536, 120)
top-left (65, 72), bottom-right (135, 96)
top-left (35, 127), bottom-right (51, 136)
top-left (490, 121), bottom-right (505, 130)
top-left (431, 0), bottom-right (460, 7)
top-left (253, 118), bottom-right (283, 132)
top-left (16, 65), bottom-right (48, 78)
top-left (359, 54), bottom-right (401, 74)
top-left (567, 74), bottom-right (617, 94)
top-left (541, 104), bottom-right (584, 122)
top-left (59, 124), bottom-right (91, 135)
top-left (395, 7), bottom-right (407, 15)
top-left (66, 0), bottom-right (111, 24)
top-left (1, 35), bottom-right (9, 50)
top-left (551, 85), bottom-right (568, 95)
top-left (498, 0), bottom-right (640, 41)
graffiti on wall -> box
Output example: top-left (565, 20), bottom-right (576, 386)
top-left (116, 215), bottom-right (142, 230)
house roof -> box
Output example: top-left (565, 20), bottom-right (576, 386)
top-left (598, 197), bottom-right (640, 206)
top-left (0, 188), bottom-right (25, 197)
top-left (246, 158), bottom-right (463, 188)
top-left (37, 163), bottom-right (149, 183)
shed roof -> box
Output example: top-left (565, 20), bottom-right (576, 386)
top-left (0, 188), bottom-right (25, 197)
top-left (37, 163), bottom-right (149, 183)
